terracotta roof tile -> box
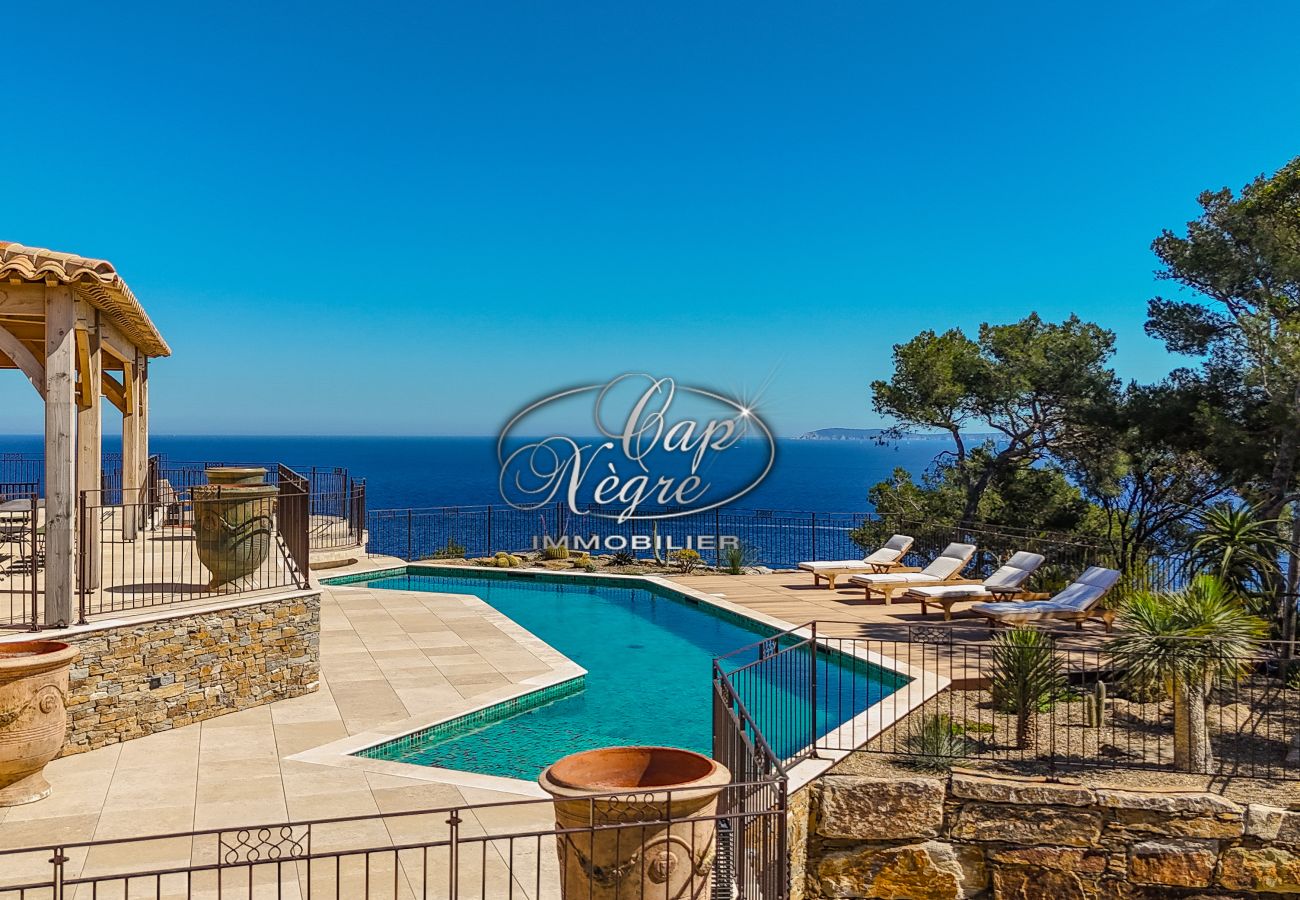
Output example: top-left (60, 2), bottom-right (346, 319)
top-left (0, 241), bottom-right (170, 357)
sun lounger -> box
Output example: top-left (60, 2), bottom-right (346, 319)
top-left (900, 551), bottom-right (1047, 620)
top-left (969, 566), bottom-right (1122, 631)
top-left (797, 534), bottom-right (915, 589)
top-left (846, 542), bottom-right (976, 604)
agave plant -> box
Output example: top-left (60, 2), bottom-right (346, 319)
top-left (1185, 503), bottom-right (1288, 602)
top-left (989, 627), bottom-right (1065, 750)
top-left (902, 714), bottom-right (971, 771)
top-left (1105, 576), bottom-right (1267, 773)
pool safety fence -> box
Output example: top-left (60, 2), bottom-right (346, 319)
top-left (717, 619), bottom-right (1300, 781)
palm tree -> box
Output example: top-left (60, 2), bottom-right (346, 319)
top-left (1186, 504), bottom-right (1288, 603)
top-left (1105, 576), bottom-right (1267, 772)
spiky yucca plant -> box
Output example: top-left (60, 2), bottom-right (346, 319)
top-left (989, 627), bottom-right (1065, 750)
top-left (1105, 576), bottom-right (1267, 772)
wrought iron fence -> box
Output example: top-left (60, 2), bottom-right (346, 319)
top-left (0, 493), bottom-right (41, 630)
top-left (717, 619), bottom-right (1300, 781)
top-left (60, 484), bottom-right (311, 626)
top-left (365, 502), bottom-right (1175, 588)
top-left (0, 782), bottom-right (788, 899)
top-left (3, 453), bottom-right (366, 553)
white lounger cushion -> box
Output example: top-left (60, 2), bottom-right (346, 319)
top-left (848, 542), bottom-right (975, 586)
top-left (850, 571), bottom-right (943, 587)
top-left (798, 534), bottom-right (914, 573)
top-left (971, 566), bottom-right (1121, 619)
top-left (907, 551), bottom-right (1046, 599)
top-left (865, 534), bottom-right (913, 565)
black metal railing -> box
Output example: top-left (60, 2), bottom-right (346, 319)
top-left (717, 619), bottom-right (1300, 781)
top-left (68, 484), bottom-right (311, 625)
top-left (4, 452), bottom-right (366, 553)
top-left (0, 493), bottom-right (41, 630)
top-left (0, 772), bottom-right (786, 898)
top-left (365, 502), bottom-right (1171, 587)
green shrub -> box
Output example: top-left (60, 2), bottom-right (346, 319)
top-left (671, 548), bottom-right (702, 573)
top-left (427, 538), bottom-right (466, 560)
top-left (610, 550), bottom-right (636, 567)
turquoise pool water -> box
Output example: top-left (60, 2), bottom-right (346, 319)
top-left (336, 567), bottom-right (905, 780)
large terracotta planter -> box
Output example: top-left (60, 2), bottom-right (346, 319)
top-left (539, 747), bottom-right (730, 899)
top-left (0, 641), bottom-right (78, 806)
top-left (193, 470), bottom-right (277, 589)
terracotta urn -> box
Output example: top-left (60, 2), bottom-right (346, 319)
top-left (0, 641), bottom-right (79, 806)
top-left (193, 473), bottom-right (277, 589)
top-left (539, 746), bottom-right (730, 899)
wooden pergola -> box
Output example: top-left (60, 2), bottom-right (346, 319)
top-left (0, 242), bottom-right (170, 626)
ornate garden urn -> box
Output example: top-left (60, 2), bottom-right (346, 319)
top-left (539, 746), bottom-right (730, 899)
top-left (192, 467), bottom-right (277, 589)
top-left (0, 641), bottom-right (78, 806)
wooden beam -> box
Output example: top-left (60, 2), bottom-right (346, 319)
top-left (121, 358), bottom-right (135, 411)
top-left (0, 322), bottom-right (45, 398)
top-left (101, 371), bottom-right (126, 413)
top-left (77, 315), bottom-right (103, 590)
top-left (75, 327), bottom-right (91, 409)
top-left (0, 283), bottom-right (47, 317)
top-left (44, 285), bottom-right (77, 626)
top-left (122, 352), bottom-right (142, 539)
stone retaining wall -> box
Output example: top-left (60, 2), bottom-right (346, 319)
top-left (801, 770), bottom-right (1300, 898)
top-left (57, 592), bottom-right (321, 754)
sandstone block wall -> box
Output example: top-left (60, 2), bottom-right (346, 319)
top-left (59, 593), bottom-right (320, 754)
top-left (801, 771), bottom-right (1300, 898)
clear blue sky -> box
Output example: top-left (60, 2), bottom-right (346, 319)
top-left (2, 0), bottom-right (1297, 437)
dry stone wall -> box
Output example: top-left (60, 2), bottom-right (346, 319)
top-left (57, 592), bottom-right (320, 754)
top-left (802, 770), bottom-right (1300, 898)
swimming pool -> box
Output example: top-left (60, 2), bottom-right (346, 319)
top-left (331, 567), bottom-right (907, 780)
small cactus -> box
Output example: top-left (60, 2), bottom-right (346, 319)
top-left (1084, 680), bottom-right (1107, 727)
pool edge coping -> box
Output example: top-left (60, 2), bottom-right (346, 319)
top-left (301, 565), bottom-right (948, 797)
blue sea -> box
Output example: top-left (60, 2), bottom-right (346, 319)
top-left (0, 434), bottom-right (944, 513)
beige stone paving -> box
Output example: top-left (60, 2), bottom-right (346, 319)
top-left (0, 560), bottom-right (575, 893)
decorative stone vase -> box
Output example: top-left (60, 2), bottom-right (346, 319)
top-left (193, 470), bottom-right (277, 589)
top-left (539, 747), bottom-right (730, 899)
top-left (0, 641), bottom-right (78, 806)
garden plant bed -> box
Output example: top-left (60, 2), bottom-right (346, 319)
top-left (850, 678), bottom-right (1300, 806)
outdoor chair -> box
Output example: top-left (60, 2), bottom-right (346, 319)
top-left (899, 551), bottom-right (1047, 620)
top-left (846, 542), bottom-right (976, 604)
top-left (797, 534), bottom-right (915, 589)
top-left (969, 566), bottom-right (1122, 631)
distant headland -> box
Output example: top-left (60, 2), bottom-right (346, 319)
top-left (796, 428), bottom-right (998, 442)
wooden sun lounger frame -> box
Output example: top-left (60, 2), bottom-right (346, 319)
top-left (899, 582), bottom-right (1051, 621)
top-left (809, 562), bottom-right (919, 590)
top-left (852, 566), bottom-right (974, 605)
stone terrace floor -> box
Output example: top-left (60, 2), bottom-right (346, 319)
top-left (0, 558), bottom-right (571, 877)
top-left (0, 561), bottom-right (1119, 893)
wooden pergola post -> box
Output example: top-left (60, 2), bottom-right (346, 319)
top-left (1, 242), bottom-right (171, 628)
top-left (121, 352), bottom-right (141, 540)
top-left (76, 310), bottom-right (102, 589)
top-left (44, 285), bottom-right (77, 627)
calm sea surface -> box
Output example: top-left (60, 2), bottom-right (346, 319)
top-left (0, 435), bottom-right (944, 513)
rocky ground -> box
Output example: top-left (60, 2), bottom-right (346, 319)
top-left (840, 683), bottom-right (1300, 806)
